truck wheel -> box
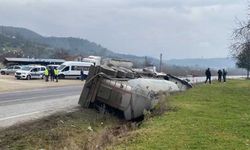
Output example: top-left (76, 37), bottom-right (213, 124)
top-left (27, 75), bottom-right (31, 80)
top-left (1, 71), bottom-right (5, 75)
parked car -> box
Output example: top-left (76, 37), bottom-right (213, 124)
top-left (15, 65), bottom-right (46, 80)
top-left (0, 65), bottom-right (22, 75)
top-left (57, 61), bottom-right (94, 79)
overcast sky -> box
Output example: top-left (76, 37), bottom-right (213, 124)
top-left (0, 0), bottom-right (247, 59)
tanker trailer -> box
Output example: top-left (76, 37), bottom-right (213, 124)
top-left (78, 65), bottom-right (179, 120)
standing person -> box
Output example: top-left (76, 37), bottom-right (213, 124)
top-left (49, 67), bottom-right (55, 82)
top-left (80, 68), bottom-right (84, 81)
top-left (205, 68), bottom-right (211, 84)
top-left (45, 67), bottom-right (49, 82)
top-left (54, 67), bottom-right (59, 82)
top-left (217, 69), bottom-right (222, 82)
top-left (223, 69), bottom-right (227, 82)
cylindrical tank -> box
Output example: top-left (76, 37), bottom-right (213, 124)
top-left (95, 78), bottom-right (179, 120)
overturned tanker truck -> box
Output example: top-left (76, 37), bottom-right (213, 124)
top-left (78, 64), bottom-right (192, 120)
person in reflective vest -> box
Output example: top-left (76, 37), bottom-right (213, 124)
top-left (49, 67), bottom-right (55, 82)
top-left (45, 68), bottom-right (49, 82)
top-left (54, 68), bottom-right (59, 82)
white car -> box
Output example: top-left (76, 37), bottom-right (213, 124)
top-left (15, 65), bottom-right (46, 80)
top-left (0, 65), bottom-right (23, 75)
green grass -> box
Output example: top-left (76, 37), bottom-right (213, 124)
top-left (0, 108), bottom-right (118, 150)
top-left (1, 80), bottom-right (250, 150)
top-left (112, 80), bottom-right (250, 150)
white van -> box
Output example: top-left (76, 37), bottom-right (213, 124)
top-left (57, 61), bottom-right (94, 79)
top-left (15, 65), bottom-right (46, 80)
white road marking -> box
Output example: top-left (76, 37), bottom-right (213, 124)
top-left (0, 93), bottom-right (75, 104)
top-left (0, 85), bottom-right (82, 94)
top-left (0, 111), bottom-right (41, 121)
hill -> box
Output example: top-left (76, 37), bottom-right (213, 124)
top-left (0, 25), bottom-right (153, 65)
top-left (0, 26), bottom-right (238, 70)
top-left (0, 26), bottom-right (113, 56)
top-left (167, 58), bottom-right (236, 69)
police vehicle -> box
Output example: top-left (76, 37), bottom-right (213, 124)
top-left (15, 65), bottom-right (46, 80)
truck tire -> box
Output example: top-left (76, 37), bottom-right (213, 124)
top-left (1, 71), bottom-right (5, 75)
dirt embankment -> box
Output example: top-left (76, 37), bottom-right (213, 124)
top-left (0, 94), bottom-right (171, 149)
top-left (0, 108), bottom-right (119, 149)
top-left (0, 109), bottom-right (142, 150)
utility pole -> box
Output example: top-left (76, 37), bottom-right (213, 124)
top-left (159, 53), bottom-right (162, 72)
top-left (144, 56), bottom-right (147, 67)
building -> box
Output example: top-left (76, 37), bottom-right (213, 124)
top-left (3, 57), bottom-right (65, 66)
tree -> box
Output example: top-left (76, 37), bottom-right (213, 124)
top-left (0, 49), bottom-right (23, 62)
top-left (52, 48), bottom-right (72, 60)
top-left (231, 20), bottom-right (250, 78)
top-left (235, 44), bottom-right (250, 78)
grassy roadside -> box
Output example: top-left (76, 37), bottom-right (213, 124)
top-left (1, 80), bottom-right (250, 149)
top-left (0, 108), bottom-right (119, 149)
top-left (110, 80), bottom-right (250, 149)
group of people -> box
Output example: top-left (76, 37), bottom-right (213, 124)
top-left (217, 69), bottom-right (227, 82)
top-left (205, 68), bottom-right (227, 84)
top-left (44, 67), bottom-right (59, 82)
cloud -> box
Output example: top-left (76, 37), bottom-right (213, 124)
top-left (0, 0), bottom-right (246, 59)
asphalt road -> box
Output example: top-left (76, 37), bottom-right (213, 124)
top-left (0, 85), bottom-right (83, 128)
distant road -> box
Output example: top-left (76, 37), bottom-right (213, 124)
top-left (0, 85), bottom-right (83, 128)
top-left (181, 75), bottom-right (245, 84)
